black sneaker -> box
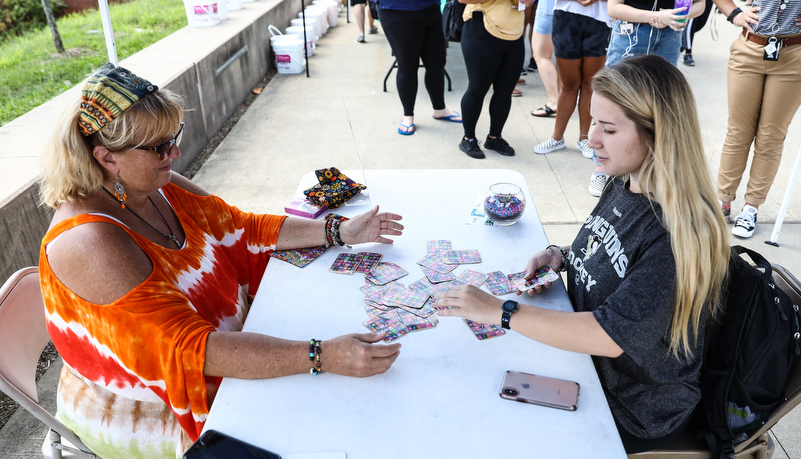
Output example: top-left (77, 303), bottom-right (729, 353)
top-left (520, 67), bottom-right (528, 76)
top-left (484, 135), bottom-right (515, 156)
top-left (683, 54), bottom-right (695, 66)
top-left (526, 58), bottom-right (538, 72)
top-left (459, 137), bottom-right (485, 159)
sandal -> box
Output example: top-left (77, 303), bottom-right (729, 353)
top-left (398, 122), bottom-right (415, 135)
top-left (531, 105), bottom-right (556, 117)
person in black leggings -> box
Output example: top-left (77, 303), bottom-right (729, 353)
top-left (379, 0), bottom-right (462, 136)
top-left (459, 10), bottom-right (526, 158)
top-left (680, 0), bottom-right (713, 66)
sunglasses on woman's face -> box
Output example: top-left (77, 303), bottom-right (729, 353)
top-left (128, 122), bottom-right (184, 161)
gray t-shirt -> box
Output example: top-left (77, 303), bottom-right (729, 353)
top-left (566, 178), bottom-right (705, 439)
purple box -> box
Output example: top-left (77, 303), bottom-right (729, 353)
top-left (284, 198), bottom-right (328, 219)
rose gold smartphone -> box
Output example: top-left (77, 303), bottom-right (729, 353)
top-left (499, 370), bottom-right (580, 411)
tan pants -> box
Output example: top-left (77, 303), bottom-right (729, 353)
top-left (716, 34), bottom-right (801, 206)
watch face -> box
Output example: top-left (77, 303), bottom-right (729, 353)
top-left (502, 300), bottom-right (518, 313)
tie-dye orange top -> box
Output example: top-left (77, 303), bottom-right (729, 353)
top-left (39, 183), bottom-right (286, 457)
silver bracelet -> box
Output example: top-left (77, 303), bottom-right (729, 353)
top-left (546, 244), bottom-right (569, 272)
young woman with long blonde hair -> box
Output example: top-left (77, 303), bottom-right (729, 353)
top-left (438, 54), bottom-right (730, 453)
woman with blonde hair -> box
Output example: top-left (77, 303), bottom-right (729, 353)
top-left (39, 63), bottom-right (403, 458)
top-left (438, 54), bottom-right (729, 453)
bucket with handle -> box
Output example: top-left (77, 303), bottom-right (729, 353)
top-left (286, 25), bottom-right (316, 56)
top-left (183, 0), bottom-right (219, 27)
top-left (272, 35), bottom-right (306, 74)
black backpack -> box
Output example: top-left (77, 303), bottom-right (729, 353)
top-left (695, 245), bottom-right (801, 458)
top-left (442, 0), bottom-right (466, 42)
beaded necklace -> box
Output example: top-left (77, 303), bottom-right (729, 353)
top-left (775, 0), bottom-right (789, 28)
top-left (103, 187), bottom-right (182, 248)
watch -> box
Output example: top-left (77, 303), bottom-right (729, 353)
top-left (501, 300), bottom-right (519, 330)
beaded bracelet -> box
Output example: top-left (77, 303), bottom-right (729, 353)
top-left (323, 219), bottom-right (349, 249)
top-left (546, 244), bottom-right (569, 273)
top-left (309, 339), bottom-right (324, 375)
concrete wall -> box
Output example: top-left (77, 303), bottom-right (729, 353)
top-left (0, 0), bottom-right (302, 282)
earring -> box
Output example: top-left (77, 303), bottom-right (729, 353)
top-left (113, 174), bottom-right (127, 209)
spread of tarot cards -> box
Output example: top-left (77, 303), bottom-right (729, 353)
top-left (327, 240), bottom-right (560, 342)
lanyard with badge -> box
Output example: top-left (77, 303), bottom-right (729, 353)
top-left (764, 0), bottom-right (789, 60)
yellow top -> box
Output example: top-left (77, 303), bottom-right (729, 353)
top-left (464, 0), bottom-right (525, 41)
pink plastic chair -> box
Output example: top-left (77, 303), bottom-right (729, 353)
top-left (0, 266), bottom-right (96, 458)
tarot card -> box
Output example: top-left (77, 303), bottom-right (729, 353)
top-left (485, 271), bottom-right (515, 295)
top-left (329, 253), bottom-right (360, 274)
top-left (422, 266), bottom-right (456, 284)
top-left (426, 240), bottom-right (452, 254)
top-left (507, 271), bottom-right (527, 293)
top-left (399, 297), bottom-right (437, 318)
top-left (269, 246), bottom-right (327, 268)
top-left (442, 249), bottom-right (482, 265)
top-left (382, 285), bottom-right (430, 309)
top-left (512, 267), bottom-right (560, 291)
top-left (355, 252), bottom-right (383, 273)
top-left (362, 312), bottom-right (408, 342)
top-left (364, 303), bottom-right (392, 318)
top-left (365, 262), bottom-right (409, 285)
top-left (464, 319), bottom-right (506, 340)
top-left (408, 277), bottom-right (434, 296)
top-left (396, 308), bottom-right (438, 332)
top-left (360, 283), bottom-right (395, 297)
top-left (429, 282), bottom-right (454, 304)
top-left (456, 269), bottom-right (489, 287)
top-left (417, 253), bottom-right (458, 273)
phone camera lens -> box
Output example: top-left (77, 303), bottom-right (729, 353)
top-left (503, 388), bottom-right (519, 396)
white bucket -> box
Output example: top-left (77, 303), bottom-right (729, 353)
top-left (297, 13), bottom-right (323, 39)
top-left (301, 7), bottom-right (328, 36)
top-left (272, 36), bottom-right (306, 74)
top-left (285, 25), bottom-right (316, 56)
top-left (217, 0), bottom-right (228, 20)
top-left (312, 0), bottom-right (338, 27)
top-left (306, 6), bottom-right (330, 34)
top-left (183, 0), bottom-right (219, 27)
top-left (227, 0), bottom-right (242, 11)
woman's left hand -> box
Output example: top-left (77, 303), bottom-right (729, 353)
top-left (435, 284), bottom-right (504, 325)
top-left (340, 206), bottom-right (404, 245)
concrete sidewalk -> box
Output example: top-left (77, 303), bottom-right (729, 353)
top-left (2, 11), bottom-right (800, 458)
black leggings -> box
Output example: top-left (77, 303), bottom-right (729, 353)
top-left (379, 6), bottom-right (447, 116)
top-left (681, 0), bottom-right (713, 52)
top-left (460, 13), bottom-right (524, 139)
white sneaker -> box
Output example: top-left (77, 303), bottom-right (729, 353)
top-left (576, 139), bottom-right (594, 159)
top-left (534, 137), bottom-right (566, 155)
top-left (732, 205), bottom-right (758, 238)
top-left (589, 174), bottom-right (607, 197)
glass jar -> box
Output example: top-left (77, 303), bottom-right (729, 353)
top-left (483, 183), bottom-right (525, 226)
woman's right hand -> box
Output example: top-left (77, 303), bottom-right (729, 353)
top-left (518, 247), bottom-right (564, 295)
top-left (324, 333), bottom-right (401, 377)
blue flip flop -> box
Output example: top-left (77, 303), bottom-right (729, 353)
top-left (398, 122), bottom-right (415, 135)
top-left (433, 111), bottom-right (462, 123)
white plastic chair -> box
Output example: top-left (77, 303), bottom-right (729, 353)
top-left (0, 266), bottom-right (97, 458)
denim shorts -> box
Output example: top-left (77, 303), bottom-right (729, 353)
top-left (605, 19), bottom-right (682, 68)
top-left (552, 10), bottom-right (611, 60)
top-left (533, 0), bottom-right (556, 35)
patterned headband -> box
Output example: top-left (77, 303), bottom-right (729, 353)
top-left (78, 63), bottom-right (158, 136)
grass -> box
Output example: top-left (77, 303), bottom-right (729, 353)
top-left (0, 0), bottom-right (187, 126)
